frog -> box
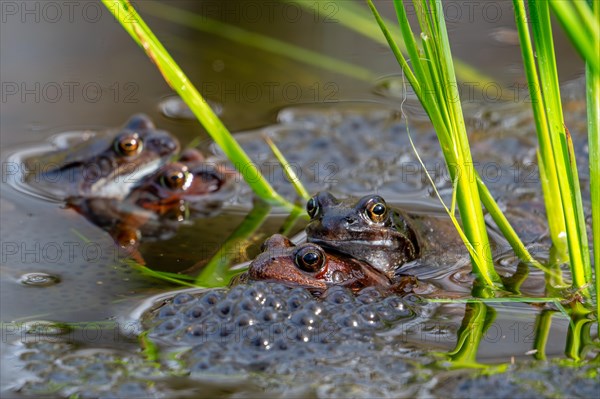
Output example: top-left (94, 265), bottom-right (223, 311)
top-left (125, 148), bottom-right (237, 217)
top-left (29, 114), bottom-right (180, 199)
top-left (239, 234), bottom-right (420, 295)
top-left (305, 191), bottom-right (420, 276)
top-left (243, 234), bottom-right (395, 292)
top-left (67, 149), bottom-right (237, 263)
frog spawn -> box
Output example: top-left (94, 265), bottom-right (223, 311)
top-left (19, 282), bottom-right (596, 399)
top-left (16, 342), bottom-right (168, 398)
top-left (142, 282), bottom-right (426, 373)
top-left (14, 282), bottom-right (434, 397)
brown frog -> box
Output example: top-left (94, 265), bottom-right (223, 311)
top-left (305, 192), bottom-right (420, 276)
top-left (245, 234), bottom-right (395, 292)
top-left (240, 234), bottom-right (420, 295)
top-left (30, 114), bottom-right (180, 199)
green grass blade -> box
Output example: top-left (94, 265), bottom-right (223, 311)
top-left (102, 0), bottom-right (292, 208)
top-left (529, 0), bottom-right (591, 293)
top-left (142, 1), bottom-right (375, 82)
top-left (125, 259), bottom-right (199, 287)
top-left (512, 0), bottom-right (569, 258)
top-left (532, 310), bottom-right (554, 360)
top-left (194, 200), bottom-right (271, 287)
top-left (431, 0), bottom-right (500, 286)
top-left (365, 0), bottom-right (419, 92)
top-left (585, 0), bottom-right (600, 337)
top-left (549, 0), bottom-right (599, 75)
top-left (446, 303), bottom-right (494, 367)
top-left (564, 313), bottom-right (593, 361)
top-left (565, 127), bottom-right (592, 283)
top-left (279, 206), bottom-right (307, 237)
top-left (420, 33), bottom-right (453, 137)
top-left (368, 0), bottom-right (501, 290)
top-left (475, 174), bottom-right (557, 277)
top-left (392, 1), bottom-right (427, 85)
top-left (537, 150), bottom-right (569, 261)
top-left (407, 125), bottom-right (488, 279)
top-left (366, 0), bottom-right (450, 144)
top-left (263, 135), bottom-right (311, 201)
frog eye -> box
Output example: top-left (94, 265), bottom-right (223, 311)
top-left (294, 245), bottom-right (326, 273)
top-left (115, 133), bottom-right (143, 156)
top-left (160, 165), bottom-right (192, 191)
top-left (365, 198), bottom-right (388, 223)
top-left (306, 196), bottom-right (319, 218)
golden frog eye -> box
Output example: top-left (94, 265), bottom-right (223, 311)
top-left (115, 133), bottom-right (143, 156)
top-left (294, 244), bottom-right (326, 273)
top-left (306, 196), bottom-right (319, 218)
top-left (365, 198), bottom-right (388, 223)
top-left (161, 165), bottom-right (191, 191)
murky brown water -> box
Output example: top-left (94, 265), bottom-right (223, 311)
top-left (1, 1), bottom-right (597, 398)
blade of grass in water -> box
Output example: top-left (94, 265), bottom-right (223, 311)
top-left (579, 0), bottom-right (600, 335)
top-left (513, 0), bottom-right (591, 296)
top-left (141, 1), bottom-right (375, 82)
top-left (531, 1), bottom-right (591, 287)
top-left (512, 0), bottom-right (567, 264)
top-left (475, 174), bottom-right (557, 276)
top-left (549, 0), bottom-right (599, 75)
top-left (102, 0), bottom-right (292, 208)
top-left (263, 135), bottom-right (311, 202)
top-left (589, 49), bottom-right (600, 334)
top-left (194, 200), bottom-right (272, 287)
top-left (367, 0), bottom-right (501, 290)
top-left (71, 227), bottom-right (198, 286)
top-left (564, 313), bottom-right (594, 361)
top-left (279, 205), bottom-right (307, 237)
top-left (407, 126), bottom-right (489, 287)
top-left (125, 259), bottom-right (199, 288)
top-left (532, 310), bottom-right (554, 360)
top-left (445, 303), bottom-right (496, 368)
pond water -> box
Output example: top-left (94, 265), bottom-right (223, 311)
top-left (0, 1), bottom-right (597, 398)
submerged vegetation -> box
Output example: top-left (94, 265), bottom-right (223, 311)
top-left (100, 0), bottom-right (597, 366)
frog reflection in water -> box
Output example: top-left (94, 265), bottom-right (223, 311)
top-left (68, 149), bottom-right (237, 263)
top-left (30, 114), bottom-right (179, 199)
top-left (305, 192), bottom-right (420, 276)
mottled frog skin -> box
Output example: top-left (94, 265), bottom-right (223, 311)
top-left (305, 192), bottom-right (420, 276)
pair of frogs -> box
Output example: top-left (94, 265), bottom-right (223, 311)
top-left (38, 115), bottom-right (235, 258)
top-left (246, 191), bottom-right (422, 294)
